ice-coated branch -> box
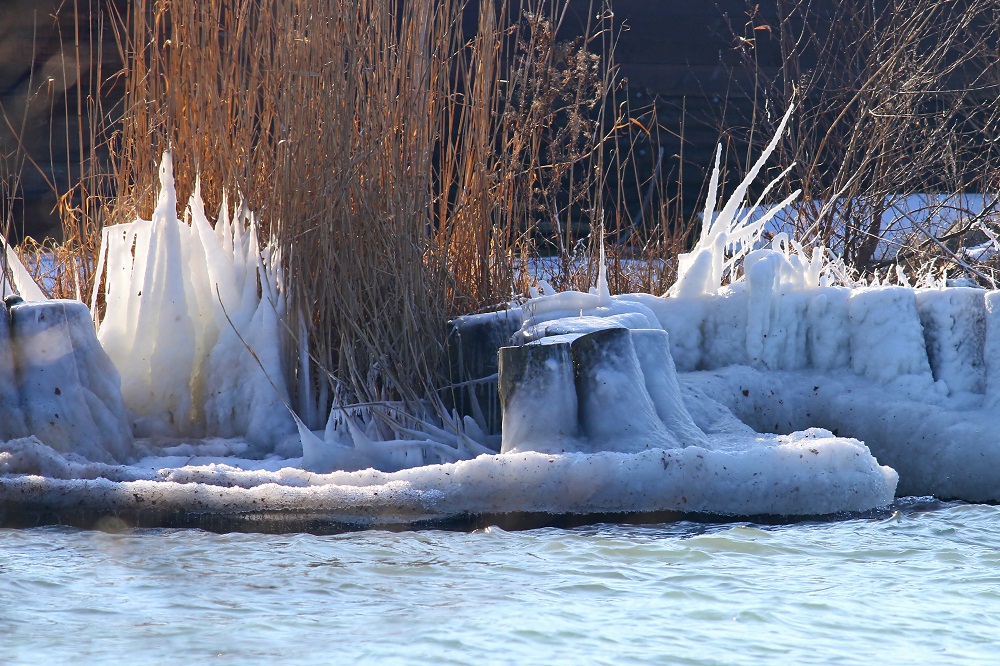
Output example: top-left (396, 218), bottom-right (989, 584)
top-left (670, 104), bottom-right (800, 297)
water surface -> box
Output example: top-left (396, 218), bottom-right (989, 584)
top-left (2, 499), bottom-right (997, 665)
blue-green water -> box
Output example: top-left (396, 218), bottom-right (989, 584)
top-left (2, 499), bottom-right (998, 665)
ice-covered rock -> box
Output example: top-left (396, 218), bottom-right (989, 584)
top-left (6, 300), bottom-right (132, 462)
top-left (499, 336), bottom-right (579, 453)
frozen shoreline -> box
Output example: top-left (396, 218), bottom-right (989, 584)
top-left (5, 126), bottom-right (1000, 529)
top-left (0, 426), bottom-right (896, 530)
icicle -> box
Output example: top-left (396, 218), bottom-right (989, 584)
top-left (597, 224), bottom-right (611, 306)
top-left (1, 236), bottom-right (46, 301)
top-left (671, 105), bottom-right (798, 297)
top-left (700, 145), bottom-right (722, 244)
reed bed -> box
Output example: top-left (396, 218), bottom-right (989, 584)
top-left (95, 0), bottom-right (633, 420)
top-left (726, 0), bottom-right (1000, 282)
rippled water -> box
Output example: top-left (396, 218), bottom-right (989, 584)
top-left (2, 499), bottom-right (998, 665)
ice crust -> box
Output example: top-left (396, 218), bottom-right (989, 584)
top-left (680, 367), bottom-right (1000, 501)
top-left (0, 250), bottom-right (911, 521)
top-left (0, 430), bottom-right (896, 524)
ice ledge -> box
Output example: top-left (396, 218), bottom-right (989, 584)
top-left (0, 432), bottom-right (896, 528)
top-left (682, 366), bottom-right (1000, 502)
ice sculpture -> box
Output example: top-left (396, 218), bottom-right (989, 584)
top-left (94, 154), bottom-right (295, 450)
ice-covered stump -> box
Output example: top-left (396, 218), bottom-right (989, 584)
top-left (447, 308), bottom-right (523, 435)
top-left (483, 312), bottom-right (898, 516)
top-left (630, 329), bottom-right (707, 447)
top-left (985, 291), bottom-right (1000, 405)
top-left (571, 328), bottom-right (677, 452)
top-left (848, 288), bottom-right (936, 391)
top-left (0, 299), bottom-right (28, 439)
top-left (9, 300), bottom-right (132, 462)
top-left (500, 326), bottom-right (705, 454)
top-left (499, 338), bottom-right (578, 453)
top-left (804, 287), bottom-right (851, 372)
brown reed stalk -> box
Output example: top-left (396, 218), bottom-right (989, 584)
top-left (0, 1), bottom-right (119, 299)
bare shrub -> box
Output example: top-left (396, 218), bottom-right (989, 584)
top-left (725, 0), bottom-right (1000, 280)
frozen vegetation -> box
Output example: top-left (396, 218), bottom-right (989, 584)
top-left (2, 108), bottom-right (999, 528)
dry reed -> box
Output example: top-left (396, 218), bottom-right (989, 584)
top-left (2, 0), bottom-right (702, 425)
top-left (99, 0), bottom-right (622, 422)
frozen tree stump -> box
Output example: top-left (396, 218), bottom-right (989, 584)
top-left (571, 328), bottom-right (675, 451)
top-left (9, 300), bottom-right (133, 462)
top-left (499, 338), bottom-right (578, 453)
top-left (447, 309), bottom-right (523, 436)
top-left (0, 298), bottom-right (28, 439)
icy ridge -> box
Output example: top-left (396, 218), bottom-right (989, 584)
top-left (632, 271), bottom-right (1000, 403)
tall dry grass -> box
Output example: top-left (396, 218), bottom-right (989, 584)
top-left (97, 0), bottom-right (622, 421)
top-left (1, 0), bottom-right (697, 425)
top-left (0, 1), bottom-right (118, 298)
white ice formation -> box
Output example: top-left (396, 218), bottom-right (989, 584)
top-left (90, 153), bottom-right (489, 473)
top-left (655, 276), bottom-right (1000, 502)
top-left (0, 300), bottom-right (131, 463)
top-left (94, 153), bottom-right (296, 449)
